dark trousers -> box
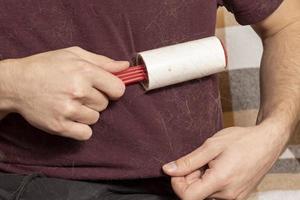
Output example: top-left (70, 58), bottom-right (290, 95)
top-left (0, 172), bottom-right (179, 200)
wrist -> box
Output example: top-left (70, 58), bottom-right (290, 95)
top-left (257, 108), bottom-right (295, 145)
top-left (0, 59), bottom-right (20, 114)
top-left (252, 116), bottom-right (290, 159)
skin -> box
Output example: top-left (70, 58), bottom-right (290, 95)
top-left (0, 1), bottom-right (299, 199)
top-left (0, 47), bottom-right (129, 140)
top-left (163, 0), bottom-right (300, 199)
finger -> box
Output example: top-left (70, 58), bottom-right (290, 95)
top-left (90, 65), bottom-right (126, 100)
top-left (101, 60), bottom-right (130, 73)
top-left (66, 46), bottom-right (129, 72)
top-left (171, 177), bottom-right (189, 199)
top-left (186, 169), bottom-right (203, 185)
top-left (68, 105), bottom-right (100, 125)
top-left (163, 142), bottom-right (221, 176)
top-left (81, 88), bottom-right (109, 112)
top-left (183, 171), bottom-right (222, 200)
top-left (60, 121), bottom-right (93, 141)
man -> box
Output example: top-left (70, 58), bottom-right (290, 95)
top-left (0, 0), bottom-right (299, 199)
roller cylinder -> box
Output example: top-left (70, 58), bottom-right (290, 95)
top-left (137, 36), bottom-right (227, 91)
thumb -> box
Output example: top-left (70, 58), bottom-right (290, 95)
top-left (65, 46), bottom-right (129, 73)
top-left (162, 142), bottom-right (220, 176)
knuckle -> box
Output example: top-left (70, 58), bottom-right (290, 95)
top-left (203, 138), bottom-right (223, 152)
top-left (62, 103), bottom-right (77, 117)
top-left (74, 60), bottom-right (95, 75)
top-left (204, 137), bottom-right (214, 146)
top-left (51, 120), bottom-right (66, 134)
top-left (112, 81), bottom-right (126, 98)
top-left (215, 172), bottom-right (231, 187)
top-left (98, 99), bottom-right (109, 111)
top-left (179, 157), bottom-right (192, 170)
top-left (210, 144), bottom-right (222, 153)
top-left (60, 50), bottom-right (76, 59)
top-left (75, 59), bottom-right (89, 68)
top-left (68, 46), bottom-right (82, 52)
top-left (201, 141), bottom-right (210, 150)
top-left (81, 65), bottom-right (95, 74)
top-left (67, 80), bottom-right (86, 98)
top-left (90, 112), bottom-right (100, 124)
top-left (70, 87), bottom-right (85, 99)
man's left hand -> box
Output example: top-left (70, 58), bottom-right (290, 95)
top-left (163, 122), bottom-right (289, 200)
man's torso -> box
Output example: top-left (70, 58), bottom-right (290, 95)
top-left (0, 0), bottom-right (223, 180)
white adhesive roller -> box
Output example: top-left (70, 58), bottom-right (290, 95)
top-left (115, 36), bottom-right (227, 91)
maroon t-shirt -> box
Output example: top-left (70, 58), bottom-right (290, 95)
top-left (0, 0), bottom-right (282, 180)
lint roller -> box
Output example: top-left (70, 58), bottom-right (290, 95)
top-left (115, 36), bottom-right (227, 91)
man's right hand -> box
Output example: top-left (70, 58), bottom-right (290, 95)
top-left (0, 47), bottom-right (129, 140)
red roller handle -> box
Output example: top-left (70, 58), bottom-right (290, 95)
top-left (114, 65), bottom-right (148, 86)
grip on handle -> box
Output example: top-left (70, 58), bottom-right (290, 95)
top-left (114, 65), bottom-right (147, 86)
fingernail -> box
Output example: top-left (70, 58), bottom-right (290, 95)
top-left (163, 161), bottom-right (177, 172)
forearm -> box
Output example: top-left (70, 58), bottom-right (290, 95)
top-left (257, 21), bottom-right (300, 136)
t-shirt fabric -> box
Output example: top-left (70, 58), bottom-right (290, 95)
top-left (0, 0), bottom-right (283, 180)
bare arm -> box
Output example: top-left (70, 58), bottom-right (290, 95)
top-left (253, 0), bottom-right (300, 136)
top-left (162, 1), bottom-right (300, 199)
